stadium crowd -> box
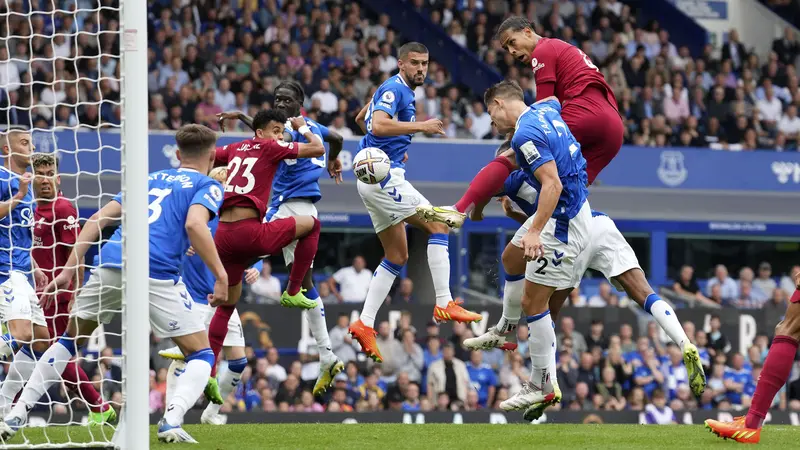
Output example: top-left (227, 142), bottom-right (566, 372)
top-left (2, 0), bottom-right (800, 151)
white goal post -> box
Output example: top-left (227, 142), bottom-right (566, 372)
top-left (0, 0), bottom-right (149, 448)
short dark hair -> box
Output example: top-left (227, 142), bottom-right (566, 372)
top-left (252, 109), bottom-right (288, 131)
top-left (398, 42), bottom-right (428, 60)
top-left (31, 153), bottom-right (58, 170)
top-left (274, 80), bottom-right (305, 102)
top-left (484, 80), bottom-right (524, 105)
top-left (495, 139), bottom-right (512, 157)
top-left (495, 16), bottom-right (534, 40)
top-left (174, 124), bottom-right (218, 157)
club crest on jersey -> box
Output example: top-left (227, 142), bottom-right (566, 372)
top-left (657, 150), bottom-right (688, 187)
top-left (531, 57), bottom-right (545, 75)
top-left (520, 141), bottom-right (541, 164)
top-left (381, 91), bottom-right (395, 104)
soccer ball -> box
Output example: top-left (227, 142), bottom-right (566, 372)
top-left (353, 147), bottom-right (391, 184)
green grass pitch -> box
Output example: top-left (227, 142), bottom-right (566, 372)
top-left (3, 424), bottom-right (799, 449)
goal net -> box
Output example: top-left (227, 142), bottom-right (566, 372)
top-left (0, 0), bottom-right (148, 449)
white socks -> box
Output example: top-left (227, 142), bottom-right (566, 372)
top-left (305, 288), bottom-right (335, 362)
top-left (9, 339), bottom-right (76, 419)
top-left (204, 357), bottom-right (246, 416)
top-left (0, 347), bottom-right (38, 415)
top-left (163, 348), bottom-right (214, 426)
top-left (360, 259), bottom-right (401, 328)
top-left (644, 294), bottom-right (688, 350)
top-left (496, 275), bottom-right (524, 334)
top-left (527, 310), bottom-right (556, 389)
top-left (427, 233), bottom-right (453, 308)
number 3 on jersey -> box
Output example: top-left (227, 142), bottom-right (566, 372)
top-left (148, 188), bottom-right (172, 224)
top-left (226, 156), bottom-right (258, 194)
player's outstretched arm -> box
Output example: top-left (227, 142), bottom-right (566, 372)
top-left (289, 117), bottom-right (325, 158)
top-left (370, 111), bottom-right (443, 137)
top-left (216, 111), bottom-right (254, 132)
top-left (325, 129), bottom-right (344, 183)
top-left (185, 204), bottom-right (228, 304)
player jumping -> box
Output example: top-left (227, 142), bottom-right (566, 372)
top-left (0, 124), bottom-right (228, 444)
top-left (0, 129), bottom-right (54, 420)
top-left (205, 110), bottom-right (326, 380)
top-left (418, 16), bottom-right (623, 227)
top-left (215, 79), bottom-right (346, 395)
top-left (463, 144), bottom-right (704, 421)
top-left (458, 82), bottom-right (592, 415)
top-left (704, 273), bottom-right (800, 443)
top-left (347, 42), bottom-right (482, 364)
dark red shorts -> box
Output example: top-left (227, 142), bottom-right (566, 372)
top-left (562, 86), bottom-right (624, 185)
top-left (791, 290), bottom-right (800, 304)
top-left (44, 300), bottom-right (72, 340)
top-left (215, 217), bottom-right (297, 285)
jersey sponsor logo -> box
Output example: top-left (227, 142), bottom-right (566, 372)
top-left (520, 141), bottom-right (541, 164)
top-left (531, 57), bottom-right (545, 75)
top-left (382, 91), bottom-right (395, 103)
top-left (63, 215), bottom-right (79, 231)
top-left (657, 150), bottom-right (688, 187)
top-left (378, 101), bottom-right (392, 109)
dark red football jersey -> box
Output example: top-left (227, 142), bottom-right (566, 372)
top-left (32, 195), bottom-right (79, 303)
top-left (531, 38), bottom-right (617, 109)
top-left (215, 138), bottom-right (299, 218)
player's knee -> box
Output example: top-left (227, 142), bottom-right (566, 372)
top-left (384, 249), bottom-right (408, 266)
top-left (502, 246), bottom-right (525, 275)
top-left (295, 216), bottom-right (321, 238)
top-left (8, 322), bottom-right (32, 344)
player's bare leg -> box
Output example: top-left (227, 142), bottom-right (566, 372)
top-left (706, 290), bottom-right (800, 444)
top-left (290, 268), bottom-right (343, 395)
top-left (350, 222), bottom-right (409, 363)
top-left (500, 280), bottom-right (561, 413)
top-left (464, 242), bottom-right (525, 351)
top-left (613, 269), bottom-right (704, 396)
top-left (405, 213), bottom-right (482, 323)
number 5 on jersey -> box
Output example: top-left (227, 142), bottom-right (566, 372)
top-left (226, 156), bottom-right (258, 194)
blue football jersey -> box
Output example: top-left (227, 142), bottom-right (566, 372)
top-left (510, 99), bottom-right (588, 222)
top-left (359, 74), bottom-right (416, 168)
top-left (99, 168), bottom-right (223, 281)
top-left (270, 118), bottom-right (329, 208)
top-left (0, 167), bottom-right (34, 281)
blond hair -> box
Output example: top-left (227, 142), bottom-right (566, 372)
top-left (209, 166), bottom-right (228, 185)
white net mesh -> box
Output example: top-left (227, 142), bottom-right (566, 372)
top-left (1, 0), bottom-right (125, 448)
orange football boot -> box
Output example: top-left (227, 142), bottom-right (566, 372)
top-left (433, 300), bottom-right (483, 324)
top-left (348, 320), bottom-right (383, 363)
top-left (704, 417), bottom-right (761, 444)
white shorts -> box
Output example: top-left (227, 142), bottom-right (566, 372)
top-left (267, 200), bottom-right (318, 266)
top-left (196, 302), bottom-right (245, 348)
top-left (0, 271), bottom-right (46, 326)
top-left (571, 213), bottom-right (642, 291)
top-left (511, 201), bottom-right (592, 290)
top-left (357, 167), bottom-right (430, 233)
top-left (73, 268), bottom-right (206, 338)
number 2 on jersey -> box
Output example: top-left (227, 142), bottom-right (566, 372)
top-left (576, 48), bottom-right (598, 72)
top-left (226, 156), bottom-right (258, 194)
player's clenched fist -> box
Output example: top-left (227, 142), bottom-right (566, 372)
top-left (289, 116), bottom-right (307, 130)
top-left (421, 118), bottom-right (444, 135)
top-left (16, 172), bottom-right (32, 198)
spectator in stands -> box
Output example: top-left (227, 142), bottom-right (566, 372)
top-left (780, 265), bottom-right (800, 296)
top-left (401, 382), bottom-right (422, 412)
top-left (754, 261), bottom-right (778, 299)
top-left (586, 320), bottom-right (608, 350)
top-left (778, 104), bottom-right (800, 148)
top-left (595, 366), bottom-right (626, 411)
top-left (568, 287), bottom-right (587, 307)
top-left (250, 261), bottom-right (282, 304)
top-left (328, 115), bottom-right (354, 139)
top-left (674, 264), bottom-right (713, 306)
top-left (706, 265), bottom-right (737, 303)
top-left (375, 322), bottom-right (402, 377)
top-left (644, 389), bottom-right (677, 424)
top-left (739, 266), bottom-right (769, 304)
top-left (634, 348), bottom-right (664, 398)
top-left (265, 348), bottom-right (287, 384)
top-left (396, 330), bottom-right (424, 383)
top-left (577, 352), bottom-right (599, 396)
top-left (619, 324), bottom-right (635, 353)
top-left (557, 316), bottom-right (588, 356)
top-left (661, 344), bottom-right (689, 401)
top-left (756, 83), bottom-right (783, 132)
top-left (328, 255), bottom-right (372, 303)
top-left (427, 342), bottom-right (469, 405)
top-left (466, 350), bottom-right (498, 408)
top-left (724, 353), bottom-right (753, 407)
top-left (390, 278), bottom-right (416, 305)
top-left (588, 282), bottom-right (616, 307)
top-left (773, 27), bottom-right (800, 67)
top-left (317, 282), bottom-right (338, 303)
top-left (708, 315), bottom-right (731, 355)
top-left (329, 313), bottom-right (357, 364)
